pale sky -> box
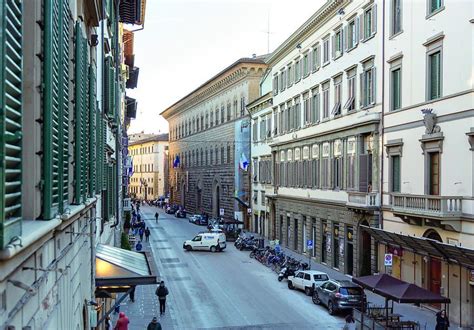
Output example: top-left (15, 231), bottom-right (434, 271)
top-left (127, 0), bottom-right (326, 134)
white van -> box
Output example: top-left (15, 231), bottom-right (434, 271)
top-left (183, 232), bottom-right (226, 252)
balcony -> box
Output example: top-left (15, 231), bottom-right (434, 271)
top-left (346, 192), bottom-right (379, 211)
top-left (389, 194), bottom-right (464, 231)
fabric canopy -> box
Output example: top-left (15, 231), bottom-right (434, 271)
top-left (353, 274), bottom-right (450, 304)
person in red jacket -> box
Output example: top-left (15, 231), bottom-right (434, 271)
top-left (114, 312), bottom-right (129, 330)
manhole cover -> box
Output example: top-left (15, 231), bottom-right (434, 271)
top-left (162, 263), bottom-right (188, 269)
top-left (160, 258), bottom-right (180, 263)
top-left (169, 276), bottom-right (191, 282)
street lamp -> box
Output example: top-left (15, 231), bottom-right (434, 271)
top-left (140, 178), bottom-right (148, 201)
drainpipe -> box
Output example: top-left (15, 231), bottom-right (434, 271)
top-left (379, 0), bottom-right (386, 230)
top-left (111, 1), bottom-right (120, 229)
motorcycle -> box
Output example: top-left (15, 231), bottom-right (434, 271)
top-left (278, 265), bottom-right (298, 282)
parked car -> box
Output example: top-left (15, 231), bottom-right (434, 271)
top-left (165, 205), bottom-right (178, 214)
top-left (189, 214), bottom-right (202, 223)
top-left (183, 232), bottom-right (226, 252)
top-left (287, 270), bottom-right (329, 295)
top-left (195, 217), bottom-right (208, 226)
top-left (312, 279), bottom-right (366, 315)
top-left (175, 209), bottom-right (187, 218)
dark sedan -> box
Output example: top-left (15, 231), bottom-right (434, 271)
top-left (312, 280), bottom-right (365, 315)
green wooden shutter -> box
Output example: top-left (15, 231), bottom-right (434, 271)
top-left (0, 0), bottom-right (23, 248)
top-left (74, 22), bottom-right (90, 204)
top-left (43, 0), bottom-right (71, 219)
top-left (89, 65), bottom-right (97, 196)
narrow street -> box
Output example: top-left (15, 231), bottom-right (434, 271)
top-left (119, 206), bottom-right (346, 329)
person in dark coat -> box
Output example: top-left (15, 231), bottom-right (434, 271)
top-left (139, 227), bottom-right (144, 241)
top-left (145, 227), bottom-right (151, 242)
top-left (155, 212), bottom-right (159, 223)
top-left (147, 317), bottom-right (162, 330)
top-left (155, 281), bottom-right (169, 315)
top-left (129, 285), bottom-right (136, 303)
top-left (435, 310), bottom-right (450, 330)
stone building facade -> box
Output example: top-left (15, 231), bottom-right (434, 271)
top-left (265, 0), bottom-right (383, 277)
top-left (161, 57), bottom-right (267, 223)
top-left (129, 134), bottom-right (169, 200)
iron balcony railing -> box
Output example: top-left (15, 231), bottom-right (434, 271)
top-left (390, 193), bottom-right (463, 218)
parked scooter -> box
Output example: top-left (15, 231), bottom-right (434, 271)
top-left (278, 265), bottom-right (298, 282)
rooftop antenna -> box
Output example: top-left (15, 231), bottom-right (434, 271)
top-left (263, 9), bottom-right (274, 53)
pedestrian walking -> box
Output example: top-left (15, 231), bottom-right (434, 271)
top-left (114, 312), bottom-right (129, 330)
top-left (342, 314), bottom-right (356, 330)
top-left (155, 281), bottom-right (169, 315)
top-left (435, 310), bottom-right (450, 330)
top-left (105, 315), bottom-right (113, 330)
top-left (129, 285), bottom-right (136, 303)
top-left (139, 227), bottom-right (144, 241)
top-left (155, 212), bottom-right (159, 223)
top-left (145, 227), bottom-right (151, 242)
top-left (147, 317), bottom-right (162, 330)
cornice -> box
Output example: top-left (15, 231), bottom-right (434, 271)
top-left (162, 62), bottom-right (267, 120)
top-left (266, 0), bottom-right (350, 67)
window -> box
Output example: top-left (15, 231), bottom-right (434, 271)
top-left (391, 67), bottom-right (401, 111)
top-left (311, 89), bottom-right (320, 123)
top-left (303, 94), bottom-right (310, 124)
top-left (266, 114), bottom-right (272, 138)
top-left (294, 98), bottom-right (301, 129)
top-left (221, 146), bottom-right (224, 164)
top-left (210, 111), bottom-right (214, 127)
top-left (361, 5), bottom-right (377, 41)
top-left (311, 44), bottom-right (320, 71)
top-left (287, 64), bottom-right (293, 87)
top-left (227, 145), bottom-right (231, 163)
top-left (259, 118), bottom-right (266, 141)
top-left (391, 155), bottom-right (401, 192)
top-left (428, 51), bottom-right (442, 100)
top-left (261, 191), bottom-right (265, 205)
top-left (332, 79), bottom-right (342, 116)
top-left (344, 73), bottom-right (356, 112)
top-left (221, 106), bottom-right (225, 124)
top-left (273, 74), bottom-right (279, 95)
top-left (360, 63), bottom-right (376, 108)
top-left (240, 96), bottom-right (246, 116)
top-left (428, 152), bottom-right (440, 195)
top-left (428, 0), bottom-right (443, 16)
top-left (347, 19), bottom-right (359, 50)
top-left (323, 37), bottom-right (330, 64)
top-left (333, 140), bottom-right (343, 190)
top-left (281, 70), bottom-right (286, 92)
top-left (322, 82), bottom-right (330, 119)
top-left (391, 0), bottom-right (402, 35)
top-left (333, 29), bottom-right (343, 59)
top-left (294, 59), bottom-right (301, 82)
top-left (227, 103), bottom-right (231, 121)
top-left (253, 159), bottom-right (258, 182)
top-left (347, 138), bottom-right (356, 190)
top-left (303, 52), bottom-right (309, 77)
top-left (252, 120), bottom-right (258, 142)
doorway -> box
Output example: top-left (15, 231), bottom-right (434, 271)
top-left (424, 229), bottom-right (443, 309)
top-left (428, 152), bottom-right (440, 195)
top-left (254, 215), bottom-right (258, 234)
top-left (294, 218), bottom-right (299, 251)
top-left (346, 226), bottom-right (354, 275)
top-left (212, 184), bottom-right (220, 218)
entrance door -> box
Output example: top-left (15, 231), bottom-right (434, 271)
top-left (294, 219), bottom-right (298, 251)
top-left (429, 258), bottom-right (442, 309)
top-left (254, 215), bottom-right (258, 233)
top-left (360, 226), bottom-right (372, 276)
top-left (346, 243), bottom-right (354, 275)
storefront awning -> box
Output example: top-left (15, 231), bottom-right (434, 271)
top-left (361, 225), bottom-right (474, 269)
top-left (95, 244), bottom-right (157, 291)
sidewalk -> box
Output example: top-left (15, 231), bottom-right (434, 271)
top-left (111, 208), bottom-right (174, 330)
top-left (250, 233), bottom-right (447, 330)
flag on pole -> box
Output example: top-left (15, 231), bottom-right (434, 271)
top-left (239, 153), bottom-right (249, 171)
top-left (173, 155), bottom-right (180, 168)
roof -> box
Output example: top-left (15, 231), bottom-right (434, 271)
top-left (299, 270), bottom-right (328, 275)
top-left (128, 133), bottom-right (169, 146)
top-left (361, 225), bottom-right (474, 270)
top-left (352, 274), bottom-right (450, 304)
top-left (160, 56), bottom-right (268, 118)
top-left (265, 0), bottom-right (345, 66)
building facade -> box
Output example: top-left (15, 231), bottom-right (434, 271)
top-left (128, 134), bottom-right (169, 200)
top-left (370, 0), bottom-right (474, 326)
top-left (248, 71), bottom-right (274, 237)
top-left (0, 0), bottom-right (146, 328)
top-left (266, 0), bottom-right (383, 277)
top-left (162, 57), bottom-right (267, 224)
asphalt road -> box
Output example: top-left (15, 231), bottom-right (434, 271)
top-left (142, 205), bottom-right (346, 329)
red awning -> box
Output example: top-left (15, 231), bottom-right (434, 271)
top-left (353, 274), bottom-right (450, 304)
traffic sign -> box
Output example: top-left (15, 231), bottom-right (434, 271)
top-left (307, 239), bottom-right (313, 249)
top-left (219, 208), bottom-right (225, 216)
top-left (384, 253), bottom-right (393, 266)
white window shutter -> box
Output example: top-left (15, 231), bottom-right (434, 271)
top-left (372, 4), bottom-right (377, 35)
top-left (371, 67), bottom-right (377, 104)
top-left (359, 73), bottom-right (364, 107)
top-left (331, 34), bottom-right (336, 59)
top-left (355, 17), bottom-right (359, 46)
top-left (359, 14), bottom-right (365, 41)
